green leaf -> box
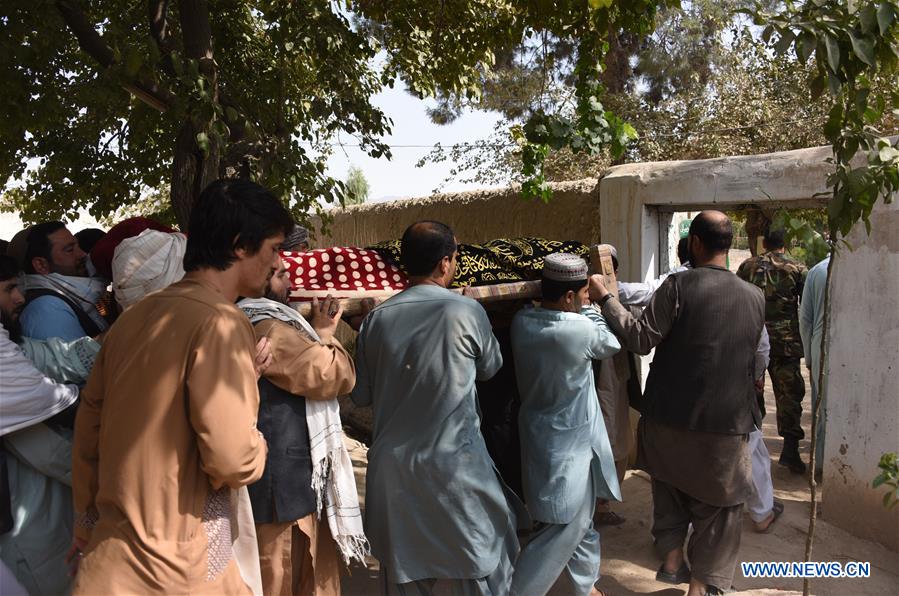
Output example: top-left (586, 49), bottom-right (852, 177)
top-left (861, 5), bottom-right (879, 33)
top-left (810, 74), bottom-right (827, 99)
top-left (124, 47), bottom-right (143, 77)
top-left (825, 34), bottom-right (841, 72)
top-left (878, 2), bottom-right (896, 35)
top-left (622, 122), bottom-right (638, 140)
top-left (878, 145), bottom-right (899, 163)
top-left (195, 131), bottom-right (210, 155)
top-left (797, 31), bottom-right (816, 63)
top-left (588, 0), bottom-right (613, 9)
top-left (774, 29), bottom-right (795, 55)
top-left (828, 71), bottom-right (842, 96)
top-left (849, 32), bottom-right (876, 67)
top-left (874, 475), bottom-right (887, 488)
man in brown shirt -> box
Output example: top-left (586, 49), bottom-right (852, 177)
top-left (71, 179), bottom-right (294, 594)
top-left (240, 260), bottom-right (357, 595)
top-left (593, 211), bottom-right (765, 596)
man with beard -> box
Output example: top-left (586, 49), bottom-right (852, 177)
top-left (8, 222), bottom-right (109, 340)
top-left (594, 211), bottom-right (766, 596)
top-left (70, 179), bottom-right (292, 594)
top-left (0, 255), bottom-right (83, 594)
top-left (238, 260), bottom-right (364, 595)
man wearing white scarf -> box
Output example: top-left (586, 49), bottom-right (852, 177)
top-left (239, 259), bottom-right (367, 596)
top-left (8, 222), bottom-right (108, 340)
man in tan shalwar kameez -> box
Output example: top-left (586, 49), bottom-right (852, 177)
top-left (71, 179), bottom-right (294, 594)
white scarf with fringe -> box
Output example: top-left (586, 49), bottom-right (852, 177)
top-left (238, 298), bottom-right (369, 565)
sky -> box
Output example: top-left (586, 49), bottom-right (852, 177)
top-left (323, 86), bottom-right (505, 202)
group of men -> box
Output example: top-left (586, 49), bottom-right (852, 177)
top-left (0, 176), bottom-right (824, 596)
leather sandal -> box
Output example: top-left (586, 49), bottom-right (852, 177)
top-left (754, 500), bottom-right (784, 533)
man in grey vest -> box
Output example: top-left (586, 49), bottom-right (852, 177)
top-left (592, 211), bottom-right (765, 596)
top-left (240, 260), bottom-right (360, 595)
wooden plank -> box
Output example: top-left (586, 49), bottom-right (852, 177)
top-left (589, 244), bottom-right (619, 297)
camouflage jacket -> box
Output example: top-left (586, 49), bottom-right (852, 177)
top-left (737, 251), bottom-right (807, 358)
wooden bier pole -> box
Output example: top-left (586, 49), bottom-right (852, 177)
top-left (291, 280), bottom-right (544, 318)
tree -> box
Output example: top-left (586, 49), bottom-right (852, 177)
top-left (419, 24), bottom-right (834, 190)
top-left (344, 165), bottom-right (369, 206)
top-left (1, 0), bottom-right (674, 228)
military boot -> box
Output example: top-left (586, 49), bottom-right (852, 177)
top-left (779, 437), bottom-right (807, 475)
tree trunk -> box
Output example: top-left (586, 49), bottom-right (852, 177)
top-left (169, 0), bottom-right (219, 230)
top-left (170, 120), bottom-right (222, 230)
top-left (745, 207), bottom-right (774, 256)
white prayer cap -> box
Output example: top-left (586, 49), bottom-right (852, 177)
top-left (542, 253), bottom-right (588, 282)
top-left (112, 229), bottom-right (187, 310)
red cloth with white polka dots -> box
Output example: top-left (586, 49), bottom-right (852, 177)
top-left (282, 247), bottom-right (409, 301)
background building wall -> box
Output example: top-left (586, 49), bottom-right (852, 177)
top-left (312, 179), bottom-right (601, 247)
top-left (823, 197), bottom-right (899, 551)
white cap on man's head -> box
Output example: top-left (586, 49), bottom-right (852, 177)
top-left (112, 229), bottom-right (187, 310)
top-left (542, 253), bottom-right (588, 282)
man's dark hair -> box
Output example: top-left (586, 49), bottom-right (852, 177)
top-left (689, 212), bottom-right (733, 253)
top-left (23, 221), bottom-right (66, 274)
top-left (0, 254), bottom-right (20, 282)
top-left (0, 239), bottom-right (8, 255)
top-left (75, 228), bottom-right (106, 253)
top-left (763, 227), bottom-right (786, 250)
top-left (0, 255), bottom-right (23, 342)
top-left (541, 277), bottom-right (588, 302)
top-left (677, 237), bottom-right (690, 265)
top-left (183, 179), bottom-right (294, 272)
top-left (400, 221), bottom-right (457, 276)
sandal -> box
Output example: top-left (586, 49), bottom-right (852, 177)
top-left (754, 500), bottom-right (784, 533)
top-left (655, 562), bottom-right (691, 584)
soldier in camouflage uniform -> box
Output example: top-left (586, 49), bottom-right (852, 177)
top-left (737, 228), bottom-right (808, 474)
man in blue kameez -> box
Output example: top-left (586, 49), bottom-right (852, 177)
top-left (352, 221), bottom-right (520, 595)
top-left (799, 254), bottom-right (830, 477)
top-left (509, 253), bottom-right (622, 596)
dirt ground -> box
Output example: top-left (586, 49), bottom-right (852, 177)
top-left (337, 249), bottom-right (899, 594)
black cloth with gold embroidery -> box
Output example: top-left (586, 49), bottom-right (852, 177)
top-left (367, 237), bottom-right (589, 288)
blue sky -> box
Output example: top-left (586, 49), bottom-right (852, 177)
top-left (324, 86), bottom-right (505, 202)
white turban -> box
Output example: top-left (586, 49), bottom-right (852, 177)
top-left (112, 229), bottom-right (187, 310)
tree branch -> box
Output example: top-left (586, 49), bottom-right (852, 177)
top-left (56, 0), bottom-right (173, 112)
top-left (148, 0), bottom-right (172, 50)
top-left (55, 0), bottom-right (114, 67)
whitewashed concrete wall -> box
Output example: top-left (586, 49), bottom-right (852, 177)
top-left (599, 145), bottom-right (835, 285)
top-left (823, 197), bottom-right (899, 551)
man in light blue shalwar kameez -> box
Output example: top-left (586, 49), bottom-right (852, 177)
top-left (509, 253), bottom-right (622, 596)
top-left (352, 221), bottom-right (520, 595)
top-left (799, 255), bottom-right (830, 475)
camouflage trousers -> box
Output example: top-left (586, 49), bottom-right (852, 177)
top-left (768, 356), bottom-right (806, 440)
